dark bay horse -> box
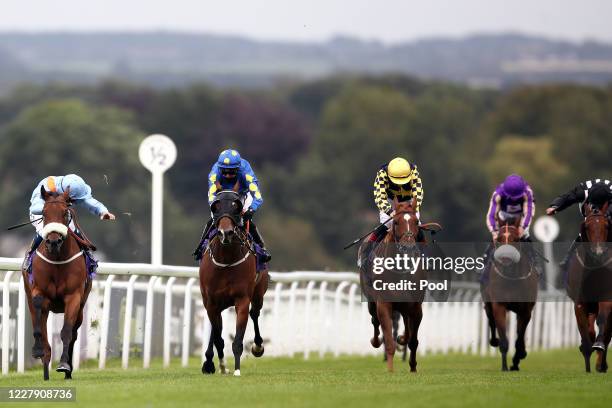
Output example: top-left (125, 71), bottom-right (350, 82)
top-left (199, 190), bottom-right (269, 376)
top-left (566, 202), bottom-right (612, 373)
top-left (22, 187), bottom-right (92, 380)
top-left (362, 198), bottom-right (435, 372)
top-left (482, 216), bottom-right (537, 371)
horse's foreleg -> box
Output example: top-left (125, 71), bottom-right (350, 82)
top-left (511, 308), bottom-right (532, 371)
top-left (232, 297), bottom-right (250, 376)
top-left (575, 303), bottom-right (593, 372)
top-left (64, 308), bottom-right (84, 380)
top-left (484, 302), bottom-right (499, 347)
top-left (208, 307), bottom-right (227, 374)
top-left (368, 302), bottom-right (381, 348)
top-left (250, 272), bottom-right (267, 358)
top-left (202, 335), bottom-right (216, 375)
top-left (57, 294), bottom-right (81, 375)
top-left (595, 302), bottom-right (612, 373)
top-left (377, 303), bottom-right (395, 372)
top-left (41, 308), bottom-right (51, 381)
top-left (407, 304), bottom-right (422, 373)
top-left (31, 295), bottom-right (46, 359)
top-left (492, 303), bottom-right (509, 371)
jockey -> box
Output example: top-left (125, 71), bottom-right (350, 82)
top-left (193, 149), bottom-right (271, 262)
top-left (23, 174), bottom-right (115, 270)
top-left (547, 179), bottom-right (612, 267)
top-left (482, 174), bottom-right (538, 276)
top-left (360, 157), bottom-right (424, 259)
top-left (486, 174), bottom-right (535, 240)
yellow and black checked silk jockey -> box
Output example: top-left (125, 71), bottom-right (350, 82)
top-left (363, 157), bottom-right (424, 255)
top-left (193, 149), bottom-right (271, 262)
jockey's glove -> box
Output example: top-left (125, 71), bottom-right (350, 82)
top-left (243, 208), bottom-right (255, 221)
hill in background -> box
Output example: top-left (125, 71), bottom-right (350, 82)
top-left (1, 31), bottom-right (612, 92)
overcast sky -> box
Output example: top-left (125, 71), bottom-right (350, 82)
top-left (2, 0), bottom-right (611, 43)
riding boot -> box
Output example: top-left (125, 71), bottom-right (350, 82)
top-left (560, 235), bottom-right (580, 270)
top-left (480, 243), bottom-right (494, 283)
top-left (360, 224), bottom-right (388, 268)
top-left (249, 222), bottom-right (271, 262)
top-left (193, 218), bottom-right (214, 260)
top-left (519, 236), bottom-right (542, 275)
top-left (22, 234), bottom-right (43, 271)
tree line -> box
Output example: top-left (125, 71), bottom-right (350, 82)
top-left (0, 76), bottom-right (610, 269)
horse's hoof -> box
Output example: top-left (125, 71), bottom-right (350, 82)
top-left (371, 337), bottom-right (382, 348)
top-left (489, 338), bottom-right (499, 348)
top-left (202, 360), bottom-right (215, 375)
top-left (251, 344), bottom-right (264, 357)
top-left (234, 369), bottom-right (241, 377)
top-left (219, 359), bottom-right (229, 374)
top-left (592, 341), bottom-right (605, 352)
top-left (55, 362), bottom-right (71, 374)
top-left (510, 366), bottom-right (519, 371)
top-left (32, 347), bottom-right (44, 359)
top-left (64, 372), bottom-right (72, 380)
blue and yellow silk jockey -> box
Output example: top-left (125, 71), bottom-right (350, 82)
top-left (193, 149), bottom-right (271, 262)
top-left (23, 174), bottom-right (115, 270)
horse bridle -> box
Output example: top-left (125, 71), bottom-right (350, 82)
top-left (391, 210), bottom-right (419, 246)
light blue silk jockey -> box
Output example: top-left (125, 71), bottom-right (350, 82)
top-left (23, 174), bottom-right (115, 269)
top-left (194, 149), bottom-right (271, 262)
top-left (29, 174), bottom-right (109, 219)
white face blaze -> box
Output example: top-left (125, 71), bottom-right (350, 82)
top-left (40, 222), bottom-right (68, 239)
top-left (403, 213), bottom-right (412, 222)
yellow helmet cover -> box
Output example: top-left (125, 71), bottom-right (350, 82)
top-left (387, 157), bottom-right (412, 185)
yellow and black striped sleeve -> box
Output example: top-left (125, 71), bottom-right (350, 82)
top-left (373, 169), bottom-right (392, 214)
top-left (411, 165), bottom-right (424, 212)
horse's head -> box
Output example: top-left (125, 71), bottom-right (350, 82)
top-left (40, 185), bottom-right (72, 255)
top-left (582, 202), bottom-right (610, 258)
top-left (390, 198), bottom-right (420, 249)
top-left (496, 215), bottom-right (521, 245)
top-left (211, 190), bottom-right (243, 245)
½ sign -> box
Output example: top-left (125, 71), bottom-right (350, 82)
top-left (139, 134), bottom-right (177, 173)
top-left (533, 215), bottom-right (560, 243)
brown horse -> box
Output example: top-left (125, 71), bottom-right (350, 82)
top-left (566, 201), bottom-right (612, 373)
top-left (22, 187), bottom-right (92, 380)
top-left (362, 198), bottom-right (431, 372)
top-left (199, 190), bottom-right (269, 376)
top-left (482, 215), bottom-right (537, 371)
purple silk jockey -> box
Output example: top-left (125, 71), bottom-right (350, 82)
top-left (482, 174), bottom-right (541, 279)
top-left (486, 174), bottom-right (535, 239)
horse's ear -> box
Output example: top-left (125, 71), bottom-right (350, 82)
top-left (410, 197), bottom-right (417, 210)
top-left (603, 200), bottom-right (610, 213)
top-left (63, 186), bottom-right (71, 203)
top-left (232, 181), bottom-right (240, 193)
top-left (40, 185), bottom-right (49, 201)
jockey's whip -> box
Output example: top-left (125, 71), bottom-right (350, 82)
top-left (343, 220), bottom-right (391, 250)
top-left (6, 218), bottom-right (42, 231)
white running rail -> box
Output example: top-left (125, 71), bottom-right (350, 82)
top-left (0, 257), bottom-right (579, 375)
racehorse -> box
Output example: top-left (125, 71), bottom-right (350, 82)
top-left (199, 190), bottom-right (269, 376)
top-left (482, 215), bottom-right (537, 371)
top-left (566, 202), bottom-right (612, 373)
top-left (361, 198), bottom-right (438, 372)
top-left (22, 187), bottom-right (92, 380)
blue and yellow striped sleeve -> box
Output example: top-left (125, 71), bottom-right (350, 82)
top-left (242, 161), bottom-right (263, 211)
top-left (207, 168), bottom-right (219, 204)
